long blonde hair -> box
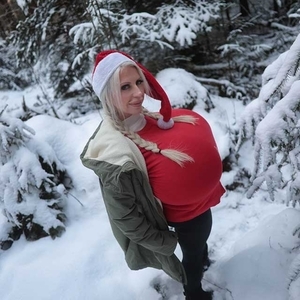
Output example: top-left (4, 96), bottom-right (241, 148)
top-left (100, 61), bottom-right (197, 167)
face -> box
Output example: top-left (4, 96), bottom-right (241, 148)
top-left (117, 65), bottom-right (145, 119)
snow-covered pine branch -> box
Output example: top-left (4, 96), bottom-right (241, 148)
top-left (69, 22), bottom-right (95, 45)
top-left (288, 175), bottom-right (300, 208)
top-left (248, 44), bottom-right (273, 59)
top-left (253, 80), bottom-right (300, 169)
top-left (261, 34), bottom-right (300, 104)
top-left (0, 116), bottom-right (35, 163)
top-left (235, 98), bottom-right (265, 150)
top-left (245, 80), bottom-right (300, 200)
top-left (218, 43), bottom-right (245, 57)
top-left (119, 12), bottom-right (158, 44)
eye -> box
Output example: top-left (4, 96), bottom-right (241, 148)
top-left (121, 84), bottom-right (130, 91)
top-left (136, 79), bottom-right (143, 85)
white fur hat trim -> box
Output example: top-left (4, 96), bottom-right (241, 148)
top-left (92, 53), bottom-right (132, 98)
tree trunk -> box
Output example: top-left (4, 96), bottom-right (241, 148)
top-left (273, 0), bottom-right (280, 15)
top-left (240, 0), bottom-right (250, 17)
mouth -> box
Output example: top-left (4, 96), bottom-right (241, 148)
top-left (130, 102), bottom-right (143, 107)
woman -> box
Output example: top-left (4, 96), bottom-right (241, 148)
top-left (80, 50), bottom-right (225, 300)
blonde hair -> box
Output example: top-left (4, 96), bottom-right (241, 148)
top-left (100, 61), bottom-right (197, 167)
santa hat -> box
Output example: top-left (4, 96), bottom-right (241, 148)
top-left (92, 50), bottom-right (174, 130)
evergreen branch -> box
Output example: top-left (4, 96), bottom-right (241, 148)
top-left (264, 35), bottom-right (300, 104)
top-left (65, 191), bottom-right (84, 207)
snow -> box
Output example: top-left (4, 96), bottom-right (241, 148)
top-left (156, 68), bottom-right (209, 110)
top-left (0, 67), bottom-right (299, 300)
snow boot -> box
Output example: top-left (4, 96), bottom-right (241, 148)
top-left (184, 287), bottom-right (213, 300)
top-left (203, 244), bottom-right (211, 272)
top-left (203, 254), bottom-right (211, 272)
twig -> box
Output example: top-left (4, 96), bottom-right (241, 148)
top-left (66, 191), bottom-right (84, 207)
top-left (0, 104), bottom-right (8, 117)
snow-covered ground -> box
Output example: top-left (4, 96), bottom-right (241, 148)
top-left (0, 69), bottom-right (299, 300)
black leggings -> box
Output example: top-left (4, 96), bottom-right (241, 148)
top-left (168, 209), bottom-right (212, 293)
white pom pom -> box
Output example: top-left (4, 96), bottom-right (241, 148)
top-left (157, 117), bottom-right (174, 129)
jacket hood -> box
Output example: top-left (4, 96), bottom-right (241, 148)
top-left (80, 118), bottom-right (148, 175)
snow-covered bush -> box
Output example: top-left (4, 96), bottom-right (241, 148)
top-left (0, 112), bottom-right (71, 250)
top-left (156, 68), bottom-right (214, 111)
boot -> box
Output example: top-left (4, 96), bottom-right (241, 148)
top-left (202, 255), bottom-right (211, 272)
top-left (203, 244), bottom-right (212, 272)
top-left (184, 287), bottom-right (213, 300)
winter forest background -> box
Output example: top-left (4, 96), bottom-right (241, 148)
top-left (1, 0), bottom-right (300, 299)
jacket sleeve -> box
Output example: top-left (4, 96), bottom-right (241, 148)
top-left (101, 170), bottom-right (177, 257)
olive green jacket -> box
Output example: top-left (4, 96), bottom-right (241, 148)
top-left (80, 118), bottom-right (186, 284)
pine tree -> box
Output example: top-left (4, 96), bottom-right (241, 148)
top-left (0, 110), bottom-right (71, 250)
top-left (236, 33), bottom-right (300, 205)
top-left (235, 31), bottom-right (300, 300)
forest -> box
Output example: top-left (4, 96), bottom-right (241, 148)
top-left (1, 1), bottom-right (300, 299)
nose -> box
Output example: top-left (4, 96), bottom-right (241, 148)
top-left (133, 84), bottom-right (143, 97)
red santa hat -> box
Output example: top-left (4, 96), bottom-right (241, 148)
top-left (92, 50), bottom-right (174, 130)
